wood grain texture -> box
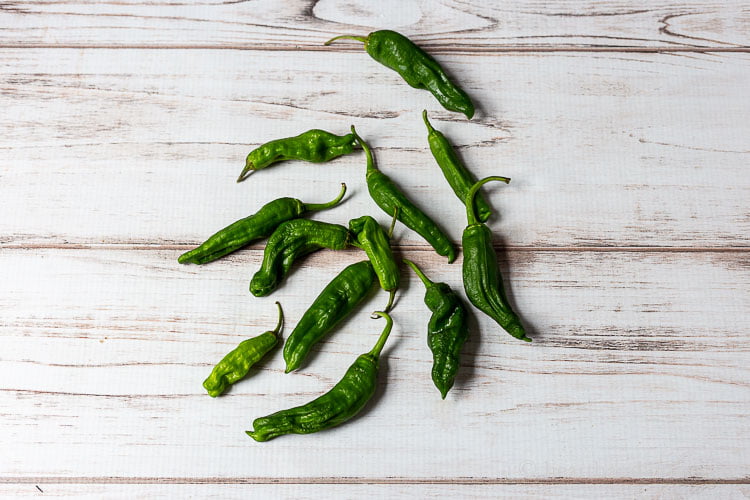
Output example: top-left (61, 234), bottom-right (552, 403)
top-left (1, 49), bottom-right (749, 248)
top-left (2, 483), bottom-right (750, 499)
top-left (1, 248), bottom-right (748, 479)
top-left (1, 0), bottom-right (749, 50)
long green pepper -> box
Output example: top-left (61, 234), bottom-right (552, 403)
top-left (350, 125), bottom-right (456, 263)
top-left (178, 183), bottom-right (347, 265)
top-left (462, 176), bottom-right (530, 342)
top-left (348, 214), bottom-right (399, 312)
top-left (325, 30), bottom-right (475, 119)
top-left (283, 260), bottom-right (377, 373)
top-left (248, 311), bottom-right (394, 441)
top-left (250, 219), bottom-right (352, 297)
top-left (422, 110), bottom-right (492, 222)
top-left (237, 129), bottom-right (358, 182)
top-left (203, 302), bottom-right (284, 397)
top-left (403, 259), bottom-right (468, 399)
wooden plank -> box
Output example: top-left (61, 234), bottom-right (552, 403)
top-left (1, 1), bottom-right (749, 49)
top-left (2, 483), bottom-right (750, 499)
top-left (1, 248), bottom-right (748, 479)
top-left (1, 49), bottom-right (749, 248)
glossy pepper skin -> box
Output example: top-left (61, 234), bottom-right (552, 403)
top-left (403, 259), bottom-right (468, 399)
top-left (422, 110), bottom-right (491, 222)
top-left (325, 31), bottom-right (474, 119)
top-left (348, 214), bottom-right (399, 312)
top-left (237, 130), bottom-right (358, 182)
top-left (350, 125), bottom-right (456, 263)
top-left (202, 302), bottom-right (284, 397)
top-left (283, 260), bottom-right (376, 373)
top-left (248, 311), bottom-right (393, 441)
top-left (250, 219), bottom-right (351, 297)
top-left (462, 177), bottom-right (530, 342)
top-left (178, 183), bottom-right (347, 265)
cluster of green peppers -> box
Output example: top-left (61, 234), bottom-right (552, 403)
top-left (179, 30), bottom-right (529, 441)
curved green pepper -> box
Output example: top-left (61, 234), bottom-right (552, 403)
top-left (403, 259), bottom-right (468, 399)
top-left (350, 125), bottom-right (456, 263)
top-left (283, 260), bottom-right (377, 373)
top-left (348, 213), bottom-right (399, 312)
top-left (250, 219), bottom-right (352, 297)
top-left (178, 183), bottom-right (347, 265)
top-left (422, 110), bottom-right (491, 222)
top-left (462, 176), bottom-right (530, 342)
top-left (237, 129), bottom-right (358, 182)
top-left (248, 311), bottom-right (393, 442)
top-left (203, 302), bottom-right (283, 397)
top-left (325, 31), bottom-right (474, 119)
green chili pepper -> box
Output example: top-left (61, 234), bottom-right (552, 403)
top-left (202, 302), bottom-right (283, 397)
top-left (250, 219), bottom-right (352, 297)
top-left (237, 129), bottom-right (358, 182)
top-left (403, 259), bottom-right (468, 399)
top-left (325, 31), bottom-right (474, 119)
top-left (422, 110), bottom-right (491, 222)
top-left (283, 260), bottom-right (377, 373)
top-left (178, 183), bottom-right (347, 265)
top-left (348, 212), bottom-right (399, 313)
top-left (248, 311), bottom-right (393, 441)
top-left (462, 176), bottom-right (530, 342)
top-left (350, 125), bottom-right (456, 263)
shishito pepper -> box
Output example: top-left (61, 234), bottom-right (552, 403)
top-left (237, 129), bottom-right (358, 182)
top-left (283, 260), bottom-right (377, 373)
top-left (203, 302), bottom-right (283, 397)
top-left (250, 219), bottom-right (352, 297)
top-left (348, 213), bottom-right (399, 312)
top-left (248, 311), bottom-right (394, 442)
top-left (178, 183), bottom-right (347, 265)
top-left (403, 259), bottom-right (468, 399)
top-left (325, 30), bottom-right (475, 119)
top-left (462, 176), bottom-right (530, 342)
top-left (422, 110), bottom-right (491, 222)
top-left (350, 125), bottom-right (456, 263)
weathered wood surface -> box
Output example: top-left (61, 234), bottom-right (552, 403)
top-left (2, 49), bottom-right (749, 248)
top-left (2, 483), bottom-right (750, 499)
top-left (1, 248), bottom-right (748, 480)
top-left (1, 0), bottom-right (749, 50)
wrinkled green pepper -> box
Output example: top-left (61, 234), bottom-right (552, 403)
top-left (348, 213), bottom-right (399, 312)
top-left (403, 259), bottom-right (468, 399)
top-left (250, 219), bottom-right (351, 297)
top-left (178, 183), bottom-right (347, 265)
top-left (350, 125), bottom-right (456, 263)
top-left (237, 129), bottom-right (358, 182)
top-left (422, 110), bottom-right (491, 222)
top-left (203, 302), bottom-right (283, 397)
top-left (283, 260), bottom-right (377, 373)
top-left (248, 311), bottom-right (393, 441)
top-left (462, 176), bottom-right (530, 342)
top-left (325, 30), bottom-right (474, 119)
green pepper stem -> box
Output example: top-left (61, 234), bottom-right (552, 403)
top-left (368, 311), bottom-right (393, 358)
top-left (350, 125), bottom-right (377, 172)
top-left (422, 109), bottom-right (435, 134)
top-left (466, 176), bottom-right (510, 226)
top-left (236, 163), bottom-right (254, 183)
top-left (305, 182), bottom-right (347, 212)
top-left (388, 207), bottom-right (399, 239)
top-left (402, 258), bottom-right (433, 288)
top-left (324, 34), bottom-right (368, 46)
top-left (272, 301), bottom-right (284, 336)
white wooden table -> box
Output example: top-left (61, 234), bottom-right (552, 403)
top-left (2, 1), bottom-right (749, 498)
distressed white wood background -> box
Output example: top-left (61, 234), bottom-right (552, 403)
top-left (1, 1), bottom-right (749, 498)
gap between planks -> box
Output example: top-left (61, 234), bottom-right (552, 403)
top-left (1, 244), bottom-right (748, 253)
top-left (0, 44), bottom-right (749, 53)
top-left (1, 477), bottom-right (749, 485)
